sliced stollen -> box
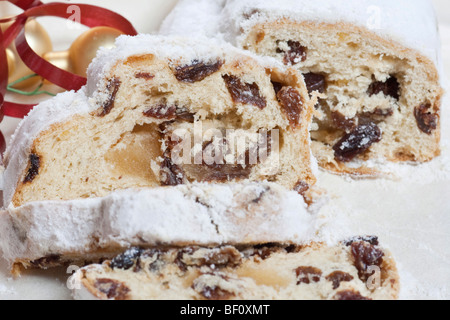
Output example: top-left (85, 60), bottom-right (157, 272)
top-left (2, 35), bottom-right (316, 209)
top-left (70, 237), bottom-right (399, 300)
top-left (0, 182), bottom-right (316, 275)
top-left (161, 0), bottom-right (445, 176)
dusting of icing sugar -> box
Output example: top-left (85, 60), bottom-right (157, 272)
top-left (161, 0), bottom-right (440, 64)
top-left (0, 182), bottom-right (315, 266)
top-left (0, 283), bottom-right (16, 297)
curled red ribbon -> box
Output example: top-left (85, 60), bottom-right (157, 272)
top-left (0, 0), bottom-right (138, 155)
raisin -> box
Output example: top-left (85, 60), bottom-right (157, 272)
top-left (24, 153), bottom-right (40, 183)
top-left (333, 122), bottom-right (382, 162)
top-left (203, 247), bottom-right (242, 268)
top-left (135, 72), bottom-right (154, 80)
top-left (294, 180), bottom-right (310, 197)
top-left (278, 40), bottom-right (307, 65)
top-left (176, 108), bottom-right (195, 122)
top-left (174, 60), bottom-right (224, 83)
top-left (94, 279), bottom-right (130, 300)
top-left (303, 73), bottom-right (326, 94)
top-left (414, 103), bottom-right (438, 135)
top-left (195, 163), bottom-right (252, 182)
top-left (110, 247), bottom-right (142, 270)
top-left (160, 156), bottom-right (185, 186)
top-left (200, 286), bottom-right (233, 300)
top-left (193, 274), bottom-right (235, 300)
top-left (344, 236), bottom-right (379, 247)
top-left (326, 271), bottom-right (354, 290)
top-left (334, 290), bottom-right (371, 301)
top-left (295, 266), bottom-right (322, 285)
top-left (368, 76), bottom-right (400, 100)
top-left (195, 282), bottom-right (234, 300)
top-left (99, 78), bottom-right (121, 116)
top-left (252, 244), bottom-right (283, 260)
top-left (143, 104), bottom-right (177, 120)
top-left (351, 241), bottom-right (384, 282)
top-left (140, 248), bottom-right (165, 272)
top-left (175, 247), bottom-right (196, 272)
top-left (191, 139), bottom-right (253, 182)
top-left (331, 111), bottom-right (357, 131)
top-left (276, 86), bottom-right (303, 127)
top-left (223, 74), bottom-right (267, 109)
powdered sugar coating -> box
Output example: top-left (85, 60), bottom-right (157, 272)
top-left (161, 0), bottom-right (441, 64)
top-left (0, 182), bottom-right (315, 268)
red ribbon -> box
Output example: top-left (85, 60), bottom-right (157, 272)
top-left (0, 0), bottom-right (138, 155)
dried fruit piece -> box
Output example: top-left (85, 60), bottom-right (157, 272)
top-left (333, 123), bottom-right (382, 162)
top-left (295, 266), bottom-right (322, 285)
top-left (414, 103), bottom-right (438, 134)
top-left (303, 73), bottom-right (326, 94)
top-left (251, 244), bottom-right (283, 260)
top-left (335, 290), bottom-right (371, 301)
top-left (351, 241), bottom-right (384, 282)
top-left (276, 86), bottom-right (303, 127)
top-left (175, 60), bottom-right (224, 83)
top-left (368, 76), bottom-right (400, 100)
top-left (191, 162), bottom-right (252, 182)
top-left (110, 247), bottom-right (142, 270)
top-left (176, 108), bottom-right (195, 122)
top-left (294, 180), bottom-right (310, 197)
top-left (94, 279), bottom-right (130, 300)
top-left (177, 246), bottom-right (242, 270)
top-left (160, 156), bottom-right (185, 186)
top-left (143, 104), bottom-right (177, 120)
top-left (99, 78), bottom-right (121, 116)
top-left (203, 247), bottom-right (242, 268)
top-left (326, 271), bottom-right (354, 290)
top-left (193, 277), bottom-right (235, 300)
top-left (277, 40), bottom-right (307, 65)
top-left (331, 111), bottom-right (357, 131)
top-left (223, 74), bottom-right (267, 109)
top-left (135, 72), bottom-right (154, 80)
top-left (344, 236), bottom-right (379, 247)
top-left (24, 153), bottom-right (40, 183)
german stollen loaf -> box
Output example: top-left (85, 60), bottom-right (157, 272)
top-left (0, 35), bottom-right (318, 274)
top-left (2, 35), bottom-right (316, 209)
top-left (0, 182), bottom-right (316, 275)
top-left (161, 0), bottom-right (444, 175)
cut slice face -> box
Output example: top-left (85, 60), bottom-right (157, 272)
top-left (71, 238), bottom-right (400, 300)
top-left (241, 19), bottom-right (442, 175)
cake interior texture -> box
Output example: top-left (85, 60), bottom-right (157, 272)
top-left (10, 48), bottom-right (315, 207)
top-left (74, 239), bottom-right (399, 300)
top-left (243, 20), bottom-right (442, 173)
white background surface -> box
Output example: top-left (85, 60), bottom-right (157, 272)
top-left (0, 0), bottom-right (449, 300)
